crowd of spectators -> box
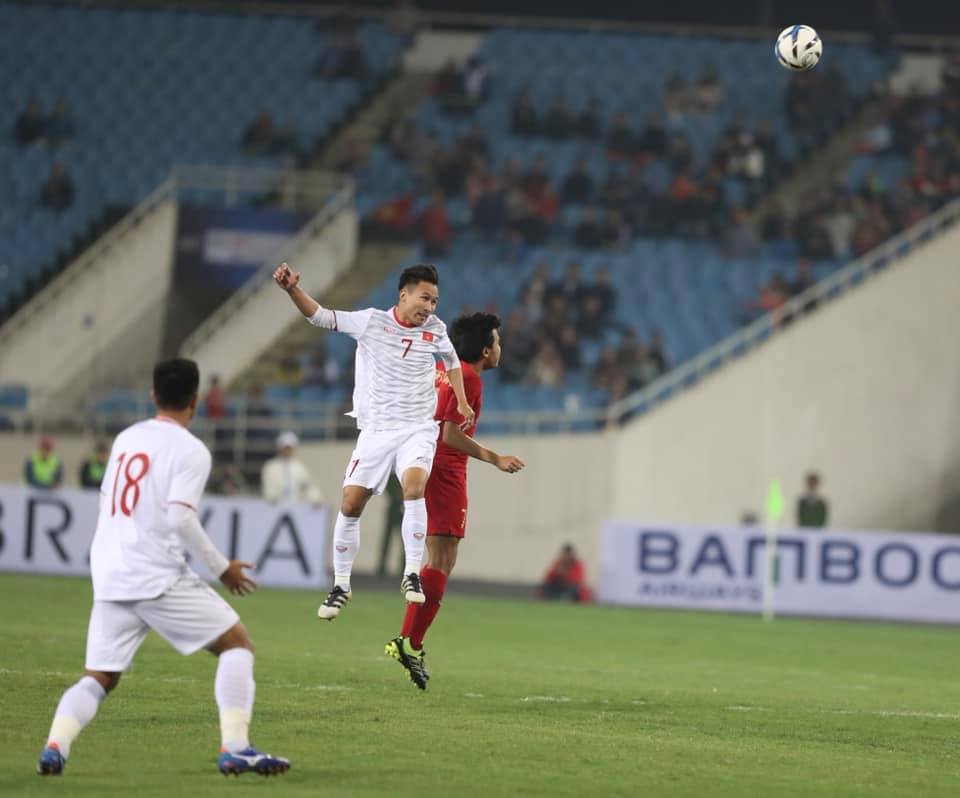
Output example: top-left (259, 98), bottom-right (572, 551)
top-left (495, 260), bottom-right (670, 396)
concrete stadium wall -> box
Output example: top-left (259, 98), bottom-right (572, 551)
top-left (611, 223), bottom-right (960, 535)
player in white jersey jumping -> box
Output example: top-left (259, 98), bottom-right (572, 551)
top-left (36, 359), bottom-right (290, 779)
top-left (273, 261), bottom-right (474, 620)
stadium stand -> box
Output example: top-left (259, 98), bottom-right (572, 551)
top-left (0, 2), bottom-right (403, 317)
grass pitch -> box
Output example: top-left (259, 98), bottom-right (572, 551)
top-left (1, 573), bottom-right (958, 797)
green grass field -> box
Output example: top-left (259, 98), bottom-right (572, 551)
top-left (2, 573), bottom-right (959, 797)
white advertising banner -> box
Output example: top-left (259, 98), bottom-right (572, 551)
top-left (599, 521), bottom-right (960, 624)
top-left (0, 484), bottom-right (329, 588)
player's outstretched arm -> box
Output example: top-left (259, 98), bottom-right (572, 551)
top-left (168, 503), bottom-right (257, 595)
top-left (273, 261), bottom-right (319, 317)
top-left (444, 367), bottom-right (476, 429)
top-left (441, 422), bottom-right (525, 473)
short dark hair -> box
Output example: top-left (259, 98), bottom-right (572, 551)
top-left (450, 312), bottom-right (501, 363)
top-left (153, 358), bottom-right (200, 411)
top-left (398, 264), bottom-right (439, 292)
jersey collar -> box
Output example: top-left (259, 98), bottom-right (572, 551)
top-left (392, 306), bottom-right (420, 328)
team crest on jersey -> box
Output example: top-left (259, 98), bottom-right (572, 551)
top-left (421, 331), bottom-right (434, 342)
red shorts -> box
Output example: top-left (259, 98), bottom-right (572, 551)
top-left (425, 469), bottom-right (468, 539)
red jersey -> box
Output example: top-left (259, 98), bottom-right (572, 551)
top-left (432, 362), bottom-right (482, 478)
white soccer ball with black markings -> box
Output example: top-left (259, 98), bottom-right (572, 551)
top-left (775, 25), bottom-right (822, 71)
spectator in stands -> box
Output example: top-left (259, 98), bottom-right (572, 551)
top-left (543, 97), bottom-right (573, 139)
top-left (209, 461), bottom-right (249, 496)
top-left (471, 173), bottom-right (507, 237)
top-left (576, 98), bottom-right (602, 139)
top-left (498, 308), bottom-right (538, 383)
top-left (261, 431), bottom-right (323, 506)
top-left (606, 112), bottom-right (634, 160)
top-left (754, 120), bottom-right (782, 185)
top-left (24, 435), bottom-right (63, 490)
top-left (510, 88), bottom-right (539, 137)
top-left (203, 375), bottom-right (227, 420)
top-left (544, 260), bottom-right (582, 308)
top-left (601, 208), bottom-right (628, 250)
top-left (79, 442), bottom-right (109, 490)
top-left (578, 293), bottom-right (610, 340)
top-left (241, 111), bottom-right (275, 155)
top-left (796, 471), bottom-right (829, 529)
top-left (528, 340), bottom-right (564, 387)
top-left (39, 162), bottom-right (74, 212)
top-left (647, 330), bottom-right (670, 376)
top-left (46, 97), bottom-right (77, 147)
top-left (556, 324), bottom-right (581, 371)
top-left (574, 208), bottom-right (604, 249)
top-left (692, 64), bottom-right (725, 113)
top-left (582, 266), bottom-right (616, 317)
top-left (418, 189), bottom-right (451, 256)
top-left (562, 157), bottom-right (594, 204)
top-left (742, 274), bottom-right (790, 323)
top-left (591, 347), bottom-right (617, 392)
top-left (13, 97), bottom-right (46, 146)
top-left (315, 31), bottom-right (368, 80)
top-left (539, 293), bottom-right (569, 342)
top-left (822, 196), bottom-right (856, 258)
top-left (636, 113), bottom-right (668, 161)
top-left (663, 73), bottom-right (693, 117)
top-left (538, 543), bottom-right (590, 602)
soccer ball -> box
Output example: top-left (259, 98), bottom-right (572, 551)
top-left (775, 25), bottom-right (822, 71)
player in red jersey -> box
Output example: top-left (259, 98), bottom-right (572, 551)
top-left (385, 312), bottom-right (525, 689)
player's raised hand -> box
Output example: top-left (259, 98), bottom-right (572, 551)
top-left (273, 262), bottom-right (300, 292)
top-left (495, 454), bottom-right (525, 474)
top-left (457, 402), bottom-right (476, 430)
top-left (220, 561), bottom-right (257, 596)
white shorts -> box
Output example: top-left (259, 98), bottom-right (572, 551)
top-left (85, 574), bottom-right (240, 672)
top-left (343, 422), bottom-right (440, 495)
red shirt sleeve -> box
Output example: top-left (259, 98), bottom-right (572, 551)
top-left (435, 382), bottom-right (459, 423)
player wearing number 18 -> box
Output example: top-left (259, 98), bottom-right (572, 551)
top-left (273, 261), bottom-right (474, 621)
top-left (36, 358), bottom-right (289, 778)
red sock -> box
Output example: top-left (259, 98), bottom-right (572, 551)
top-left (409, 567), bottom-right (447, 650)
top-left (400, 602), bottom-right (420, 639)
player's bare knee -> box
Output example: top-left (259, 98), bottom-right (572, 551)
top-left (208, 622), bottom-right (254, 655)
top-left (86, 669), bottom-right (121, 693)
top-left (340, 486), bottom-right (370, 517)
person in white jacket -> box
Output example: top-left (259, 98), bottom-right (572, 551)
top-left (260, 432), bottom-right (323, 506)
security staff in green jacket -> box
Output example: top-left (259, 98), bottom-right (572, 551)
top-left (79, 442), bottom-right (109, 489)
top-left (24, 436), bottom-right (63, 489)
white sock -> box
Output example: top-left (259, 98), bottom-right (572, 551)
top-left (333, 512), bottom-right (360, 591)
top-left (215, 648), bottom-right (255, 753)
top-left (46, 675), bottom-right (106, 758)
top-left (401, 498), bottom-right (427, 575)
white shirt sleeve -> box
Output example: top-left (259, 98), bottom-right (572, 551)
top-left (308, 307), bottom-right (374, 339)
top-left (169, 443), bottom-right (212, 510)
top-left (168, 503), bottom-right (229, 578)
top-left (435, 323), bottom-right (461, 371)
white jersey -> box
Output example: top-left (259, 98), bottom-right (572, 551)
top-left (313, 306), bottom-right (460, 431)
top-left (90, 417), bottom-right (212, 601)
